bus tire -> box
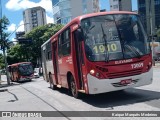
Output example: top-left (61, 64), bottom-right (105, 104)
top-left (16, 77), bottom-right (19, 82)
top-left (49, 74), bottom-right (56, 90)
top-left (10, 77), bottom-right (14, 82)
top-left (70, 76), bottom-right (81, 98)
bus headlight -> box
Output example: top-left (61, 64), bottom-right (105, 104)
top-left (90, 69), bottom-right (95, 75)
top-left (146, 62), bottom-right (152, 71)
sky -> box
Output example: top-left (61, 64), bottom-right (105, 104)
top-left (1, 0), bottom-right (138, 41)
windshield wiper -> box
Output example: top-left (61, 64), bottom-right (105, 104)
top-left (124, 44), bottom-right (142, 58)
top-left (112, 16), bottom-right (126, 59)
top-left (101, 24), bottom-right (109, 62)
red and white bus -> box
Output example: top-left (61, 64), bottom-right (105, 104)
top-left (8, 62), bottom-right (34, 82)
top-left (41, 11), bottom-right (153, 98)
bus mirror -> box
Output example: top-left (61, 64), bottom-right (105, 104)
top-left (76, 28), bottom-right (84, 41)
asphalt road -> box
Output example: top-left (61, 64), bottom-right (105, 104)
top-left (0, 68), bottom-right (160, 120)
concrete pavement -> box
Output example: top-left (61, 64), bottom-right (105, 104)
top-left (0, 67), bottom-right (160, 120)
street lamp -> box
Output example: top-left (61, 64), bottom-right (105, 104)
top-left (7, 23), bottom-right (30, 40)
top-left (149, 0), bottom-right (155, 65)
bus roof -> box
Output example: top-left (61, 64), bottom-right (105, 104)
top-left (50, 11), bottom-right (137, 41)
top-left (8, 62), bottom-right (31, 67)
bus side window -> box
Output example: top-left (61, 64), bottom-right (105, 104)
top-left (58, 34), bottom-right (62, 57)
top-left (58, 28), bottom-right (71, 57)
top-left (46, 41), bottom-right (52, 61)
top-left (61, 29), bottom-right (71, 56)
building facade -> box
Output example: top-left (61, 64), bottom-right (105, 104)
top-left (138, 0), bottom-right (160, 35)
top-left (23, 6), bottom-right (47, 33)
top-left (52, 0), bottom-right (100, 24)
top-left (110, 0), bottom-right (132, 11)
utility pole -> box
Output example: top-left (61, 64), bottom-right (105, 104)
top-left (0, 0), bottom-right (10, 85)
top-left (149, 0), bottom-right (155, 66)
top-left (2, 44), bottom-right (10, 85)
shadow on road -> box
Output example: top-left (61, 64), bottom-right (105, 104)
top-left (0, 82), bottom-right (19, 88)
top-left (0, 80), bottom-right (32, 88)
top-left (7, 91), bottom-right (19, 102)
top-left (56, 88), bottom-right (160, 109)
top-left (82, 88), bottom-right (160, 108)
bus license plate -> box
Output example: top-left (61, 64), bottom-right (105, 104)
top-left (120, 79), bottom-right (132, 85)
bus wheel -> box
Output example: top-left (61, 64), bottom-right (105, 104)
top-left (70, 76), bottom-right (80, 98)
top-left (10, 77), bottom-right (13, 82)
top-left (49, 74), bottom-right (56, 90)
top-left (16, 77), bottom-right (19, 82)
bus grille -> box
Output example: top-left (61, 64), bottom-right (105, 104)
top-left (107, 69), bottom-right (142, 79)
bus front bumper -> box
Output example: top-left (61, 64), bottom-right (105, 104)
top-left (19, 77), bottom-right (32, 82)
top-left (87, 68), bottom-right (153, 94)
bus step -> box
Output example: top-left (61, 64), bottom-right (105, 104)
top-left (57, 85), bottom-right (62, 88)
top-left (78, 90), bottom-right (85, 93)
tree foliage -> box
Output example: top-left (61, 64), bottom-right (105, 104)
top-left (7, 44), bottom-right (27, 65)
top-left (25, 23), bottom-right (63, 66)
top-left (0, 16), bottom-right (10, 45)
top-left (7, 23), bottom-right (63, 67)
top-left (0, 16), bottom-right (10, 69)
top-left (0, 54), bottom-right (5, 69)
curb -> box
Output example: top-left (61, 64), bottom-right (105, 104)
top-left (153, 66), bottom-right (160, 68)
top-left (0, 80), bottom-right (5, 83)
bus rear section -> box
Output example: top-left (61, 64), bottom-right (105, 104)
top-left (44, 12), bottom-right (153, 98)
top-left (41, 39), bottom-right (54, 83)
top-left (8, 62), bottom-right (34, 82)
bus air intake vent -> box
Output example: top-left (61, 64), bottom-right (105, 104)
top-left (108, 69), bottom-right (142, 79)
top-left (96, 66), bottom-right (108, 72)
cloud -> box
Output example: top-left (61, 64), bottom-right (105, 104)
top-left (46, 14), bottom-right (54, 24)
top-left (6, 0), bottom-right (52, 14)
top-left (8, 21), bottom-right (25, 32)
top-left (6, 0), bottom-right (53, 24)
top-left (7, 21), bottom-right (25, 41)
top-left (16, 20), bottom-right (25, 32)
top-left (7, 23), bottom-right (16, 32)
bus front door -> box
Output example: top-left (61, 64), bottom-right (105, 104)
top-left (74, 31), bottom-right (85, 90)
top-left (52, 41), bottom-right (59, 85)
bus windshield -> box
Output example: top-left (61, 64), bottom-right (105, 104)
top-left (18, 63), bottom-right (33, 76)
top-left (81, 14), bottom-right (150, 62)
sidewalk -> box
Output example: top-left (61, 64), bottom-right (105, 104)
top-left (154, 62), bottom-right (160, 68)
top-left (0, 75), bottom-right (17, 91)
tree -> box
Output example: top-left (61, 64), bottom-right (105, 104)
top-left (0, 16), bottom-right (10, 85)
top-left (6, 23), bottom-right (63, 67)
top-left (25, 23), bottom-right (63, 67)
top-left (7, 44), bottom-right (26, 65)
top-left (0, 16), bottom-right (10, 48)
top-left (0, 54), bottom-right (5, 69)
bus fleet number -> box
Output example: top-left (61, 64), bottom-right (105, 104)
top-left (93, 44), bottom-right (117, 54)
top-left (131, 63), bottom-right (143, 69)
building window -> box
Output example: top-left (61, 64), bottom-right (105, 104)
top-left (155, 0), bottom-right (160, 5)
top-left (82, 0), bottom-right (87, 14)
top-left (139, 4), bottom-right (145, 8)
top-left (83, 4), bottom-right (87, 14)
top-left (113, 5), bottom-right (118, 9)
